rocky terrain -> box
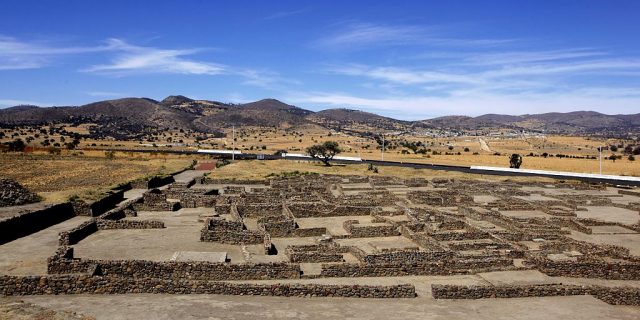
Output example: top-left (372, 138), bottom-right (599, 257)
top-left (0, 179), bottom-right (40, 207)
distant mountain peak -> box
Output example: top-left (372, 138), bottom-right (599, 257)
top-left (160, 95), bottom-right (194, 106)
top-left (1, 95), bottom-right (638, 136)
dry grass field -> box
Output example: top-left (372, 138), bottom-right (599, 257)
top-left (3, 124), bottom-right (638, 176)
top-left (211, 128), bottom-right (640, 176)
top-left (0, 152), bottom-right (192, 202)
top-left (207, 159), bottom-right (557, 184)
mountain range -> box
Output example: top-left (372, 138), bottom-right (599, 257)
top-left (1, 95), bottom-right (638, 137)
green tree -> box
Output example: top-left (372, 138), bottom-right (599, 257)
top-left (4, 139), bottom-right (26, 152)
top-left (306, 141), bottom-right (341, 166)
top-left (509, 154), bottom-right (523, 169)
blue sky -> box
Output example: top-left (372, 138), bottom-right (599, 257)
top-left (1, 0), bottom-right (639, 119)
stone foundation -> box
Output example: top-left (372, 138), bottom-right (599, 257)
top-left (0, 275), bottom-right (416, 298)
top-left (431, 284), bottom-right (640, 305)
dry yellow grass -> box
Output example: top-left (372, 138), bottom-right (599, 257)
top-left (208, 159), bottom-right (556, 184)
top-left (3, 124), bottom-right (637, 177)
top-left (210, 129), bottom-right (639, 176)
top-left (0, 153), bottom-right (192, 202)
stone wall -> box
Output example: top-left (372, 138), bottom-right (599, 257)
top-left (58, 220), bottom-right (98, 246)
top-left (447, 241), bottom-right (513, 251)
top-left (429, 230), bottom-right (491, 241)
top-left (237, 204), bottom-right (283, 218)
top-left (88, 190), bottom-right (126, 216)
top-left (532, 257), bottom-right (640, 280)
top-left (343, 220), bottom-right (400, 238)
top-left (162, 189), bottom-right (218, 208)
top-left (285, 244), bottom-right (345, 263)
top-left (133, 190), bottom-right (179, 211)
top-left (47, 247), bottom-right (301, 281)
top-left (0, 203), bottom-right (75, 245)
top-left (360, 250), bottom-right (454, 264)
top-left (292, 227), bottom-right (327, 237)
top-left (96, 219), bottom-right (164, 230)
top-left (0, 275), bottom-right (416, 298)
top-left (289, 204), bottom-right (374, 218)
top-left (431, 284), bottom-right (640, 306)
top-left (320, 258), bottom-right (514, 277)
top-left (130, 175), bottom-right (175, 189)
top-left (258, 215), bottom-right (296, 237)
top-left (200, 218), bottom-right (264, 244)
top-left (58, 216), bottom-right (163, 246)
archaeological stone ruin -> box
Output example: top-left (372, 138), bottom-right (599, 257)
top-left (1, 169), bottom-right (640, 305)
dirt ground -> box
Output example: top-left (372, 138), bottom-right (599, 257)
top-left (16, 293), bottom-right (640, 320)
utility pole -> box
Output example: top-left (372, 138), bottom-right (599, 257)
top-left (599, 145), bottom-right (602, 175)
top-left (381, 134), bottom-right (385, 161)
top-left (232, 126), bottom-right (235, 161)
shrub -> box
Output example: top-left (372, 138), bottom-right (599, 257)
top-left (105, 150), bottom-right (116, 160)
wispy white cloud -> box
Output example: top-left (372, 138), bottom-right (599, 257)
top-left (325, 55), bottom-right (640, 100)
top-left (482, 59), bottom-right (640, 78)
top-left (0, 36), bottom-right (113, 70)
top-left (313, 23), bottom-right (511, 50)
top-left (288, 89), bottom-right (640, 120)
top-left (0, 36), bottom-right (283, 89)
top-left (84, 39), bottom-right (225, 75)
top-left (328, 64), bottom-right (479, 85)
top-left (463, 48), bottom-right (607, 65)
top-left (83, 39), bottom-right (294, 89)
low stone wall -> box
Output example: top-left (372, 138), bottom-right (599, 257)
top-left (537, 240), bottom-right (630, 258)
top-left (96, 219), bottom-right (164, 230)
top-left (88, 190), bottom-right (126, 216)
top-left (447, 241), bottom-right (513, 251)
top-left (200, 229), bottom-right (264, 244)
top-left (162, 189), bottom-right (217, 208)
top-left (550, 218), bottom-right (592, 234)
top-left (131, 175), bottom-right (175, 189)
top-left (133, 190), bottom-right (179, 211)
top-left (47, 247), bottom-right (301, 281)
top-left (0, 275), bottom-right (416, 298)
top-left (70, 201), bottom-right (92, 216)
top-left (292, 227), bottom-right (327, 237)
top-left (58, 217), bottom-right (165, 246)
top-left (431, 284), bottom-right (640, 306)
top-left (430, 230), bottom-right (491, 241)
top-left (58, 220), bottom-right (98, 246)
top-left (532, 257), bottom-right (640, 280)
top-left (0, 203), bottom-right (75, 245)
top-left (320, 258), bottom-right (514, 277)
top-left (343, 220), bottom-right (400, 238)
top-left (258, 215), bottom-right (296, 237)
top-left (361, 250), bottom-right (453, 264)
top-left (200, 218), bottom-right (264, 244)
top-left (237, 204), bottom-right (283, 218)
top-left (289, 204), bottom-right (374, 218)
top-left (204, 178), bottom-right (268, 185)
top-left (285, 244), bottom-right (345, 263)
